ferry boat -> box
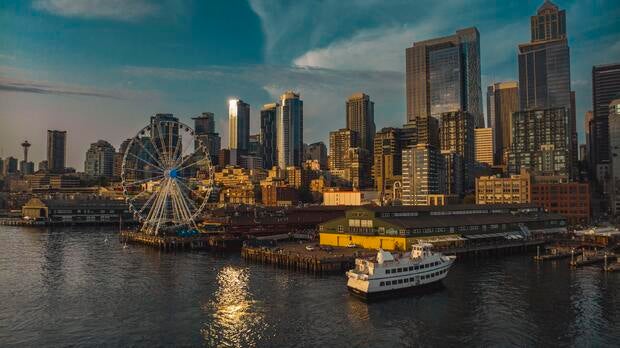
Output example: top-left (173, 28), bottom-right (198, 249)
top-left (346, 243), bottom-right (456, 300)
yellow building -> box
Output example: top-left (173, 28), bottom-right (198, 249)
top-left (323, 190), bottom-right (363, 206)
top-left (475, 171), bottom-right (531, 204)
top-left (475, 127), bottom-right (494, 166)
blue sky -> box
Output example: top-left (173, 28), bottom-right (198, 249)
top-left (1, 0), bottom-right (619, 169)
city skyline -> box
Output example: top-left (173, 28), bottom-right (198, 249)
top-left (0, 1), bottom-right (619, 170)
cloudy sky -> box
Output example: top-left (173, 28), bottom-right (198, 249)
top-left (0, 0), bottom-right (619, 170)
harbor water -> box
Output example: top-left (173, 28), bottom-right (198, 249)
top-left (1, 225), bottom-right (619, 347)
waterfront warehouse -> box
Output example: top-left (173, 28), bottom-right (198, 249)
top-left (318, 204), bottom-right (566, 251)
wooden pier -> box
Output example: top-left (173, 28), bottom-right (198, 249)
top-left (119, 230), bottom-right (241, 251)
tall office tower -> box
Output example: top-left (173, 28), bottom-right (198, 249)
top-left (5, 157), bottom-right (18, 175)
top-left (329, 128), bottom-right (358, 170)
top-left (402, 144), bottom-right (446, 206)
top-left (592, 63), bottom-right (620, 178)
top-left (193, 112), bottom-right (221, 166)
top-left (570, 91), bottom-right (578, 178)
top-left (260, 103), bottom-right (278, 169)
top-left (442, 150), bottom-right (463, 196)
top-left (306, 142), bottom-right (328, 169)
top-left (248, 134), bottom-right (261, 156)
top-left (346, 93), bottom-right (376, 159)
top-left (47, 130), bottom-right (67, 173)
top-left (508, 108), bottom-right (569, 177)
top-left (517, 1), bottom-right (573, 177)
top-left (277, 91), bottom-right (303, 169)
top-left (406, 27), bottom-right (483, 129)
top-left (150, 113), bottom-right (179, 165)
top-left (228, 99), bottom-right (250, 161)
top-left (487, 81), bottom-right (519, 164)
top-left (440, 111), bottom-right (474, 190)
top-left (608, 98), bottom-right (620, 215)
top-left (373, 127), bottom-right (402, 192)
top-left (345, 147), bottom-right (371, 189)
top-left (474, 128), bottom-right (494, 166)
top-left (584, 110), bottom-right (594, 173)
top-left (84, 140), bottom-right (116, 178)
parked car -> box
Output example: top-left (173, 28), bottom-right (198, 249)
top-left (346, 243), bottom-right (357, 248)
top-left (305, 245), bottom-right (315, 251)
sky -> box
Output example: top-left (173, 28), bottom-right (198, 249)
top-left (0, 0), bottom-right (619, 170)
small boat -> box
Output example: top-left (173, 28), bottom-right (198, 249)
top-left (346, 243), bottom-right (456, 300)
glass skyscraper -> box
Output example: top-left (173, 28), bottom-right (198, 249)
top-left (277, 91), bottom-right (303, 169)
top-left (406, 27), bottom-right (484, 129)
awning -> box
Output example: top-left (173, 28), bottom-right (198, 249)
top-left (414, 234), bottom-right (466, 243)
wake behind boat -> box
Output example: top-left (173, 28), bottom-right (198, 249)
top-left (346, 243), bottom-right (456, 300)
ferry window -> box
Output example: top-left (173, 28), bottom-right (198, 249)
top-left (410, 277), bottom-right (414, 281)
top-left (397, 268), bottom-right (402, 272)
top-left (404, 278), bottom-right (408, 283)
top-left (386, 269), bottom-right (390, 274)
top-left (414, 265), bottom-right (419, 270)
top-left (409, 266), bottom-right (413, 271)
top-left (392, 280), bottom-right (397, 285)
top-left (398, 279), bottom-right (403, 284)
top-left (380, 282), bottom-right (385, 286)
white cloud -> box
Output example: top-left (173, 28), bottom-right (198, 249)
top-left (32, 0), bottom-right (159, 21)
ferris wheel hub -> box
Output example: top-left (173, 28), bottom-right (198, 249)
top-left (165, 168), bottom-right (179, 179)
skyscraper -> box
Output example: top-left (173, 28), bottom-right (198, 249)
top-left (373, 127), bottom-right (402, 193)
top-left (150, 113), bottom-right (179, 165)
top-left (402, 144), bottom-right (446, 206)
top-left (345, 147), bottom-right (371, 189)
top-left (608, 98), bottom-right (620, 215)
top-left (193, 112), bottom-right (221, 166)
top-left (514, 1), bottom-right (574, 178)
top-left (440, 111), bottom-right (474, 190)
top-left (84, 140), bottom-right (116, 178)
top-left (487, 81), bottom-right (519, 164)
top-left (406, 27), bottom-right (483, 128)
top-left (228, 99), bottom-right (250, 162)
top-left (277, 91), bottom-right (303, 169)
top-left (346, 93), bottom-right (376, 159)
top-left (508, 108), bottom-right (569, 177)
top-left (518, 1), bottom-right (570, 111)
top-left (305, 142), bottom-right (328, 169)
top-left (260, 103), bottom-right (278, 169)
top-left (329, 129), bottom-right (358, 170)
top-left (47, 130), bottom-right (67, 173)
top-left (474, 128), bottom-right (494, 166)
top-left (591, 63), bottom-right (620, 178)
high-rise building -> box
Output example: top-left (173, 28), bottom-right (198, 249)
top-left (584, 110), bottom-right (594, 171)
top-left (516, 1), bottom-right (573, 178)
top-left (329, 129), bottom-right (358, 170)
top-left (475, 172), bottom-right (531, 205)
top-left (474, 128), bottom-right (494, 166)
top-left (228, 99), bottom-right (250, 162)
top-left (345, 147), bottom-right (371, 189)
top-left (570, 91), bottom-right (578, 178)
top-left (5, 157), bottom-right (18, 175)
top-left (508, 107), bottom-right (570, 177)
top-left (518, 1), bottom-right (570, 111)
top-left (402, 144), bottom-right (446, 206)
top-left (84, 140), bottom-right (116, 178)
top-left (406, 27), bottom-right (483, 128)
top-left (346, 93), bottom-right (375, 159)
top-left (442, 150), bottom-right (463, 196)
top-left (47, 130), bottom-right (67, 173)
top-left (440, 111), bottom-right (475, 190)
top-left (608, 98), bottom-right (620, 215)
top-left (277, 91), bottom-right (303, 169)
top-left (248, 134), bottom-right (261, 156)
top-left (150, 113), bottom-right (179, 165)
top-left (260, 103), bottom-right (278, 169)
top-left (306, 142), bottom-right (328, 169)
top-left (591, 63), bottom-right (620, 177)
top-left (487, 81), bottom-right (519, 164)
top-left (373, 127), bottom-right (402, 192)
top-left (193, 112), bottom-right (221, 166)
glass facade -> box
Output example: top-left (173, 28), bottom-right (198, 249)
top-left (277, 92), bottom-right (303, 169)
top-left (429, 45), bottom-right (461, 117)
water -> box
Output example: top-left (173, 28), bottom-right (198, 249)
top-left (1, 226), bottom-right (619, 347)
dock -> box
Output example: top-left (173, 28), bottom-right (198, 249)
top-left (241, 243), bottom-right (374, 274)
top-left (570, 253), bottom-right (618, 268)
top-left (119, 230), bottom-right (241, 251)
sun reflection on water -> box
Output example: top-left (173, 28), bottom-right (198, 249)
top-left (201, 266), bottom-right (267, 347)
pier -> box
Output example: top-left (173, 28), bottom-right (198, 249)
top-left (119, 230), bottom-right (241, 251)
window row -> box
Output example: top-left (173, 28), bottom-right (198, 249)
top-left (385, 261), bottom-right (441, 274)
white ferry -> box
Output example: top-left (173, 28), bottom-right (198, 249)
top-left (346, 243), bottom-right (456, 300)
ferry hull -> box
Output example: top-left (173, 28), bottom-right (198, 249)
top-left (347, 280), bottom-right (445, 301)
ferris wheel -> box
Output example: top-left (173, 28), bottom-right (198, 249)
top-left (121, 118), bottom-right (214, 235)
